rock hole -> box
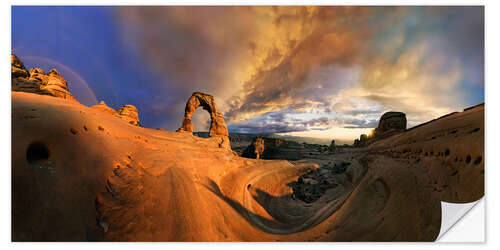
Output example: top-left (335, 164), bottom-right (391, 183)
top-left (26, 142), bottom-right (50, 164)
top-left (83, 125), bottom-right (88, 131)
top-left (70, 128), bottom-right (78, 135)
top-left (469, 128), bottom-right (480, 133)
top-left (444, 149), bottom-right (450, 156)
top-left (465, 155), bottom-right (472, 164)
top-left (98, 125), bottom-right (105, 131)
top-left (474, 156), bottom-right (482, 165)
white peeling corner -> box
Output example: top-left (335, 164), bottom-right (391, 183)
top-left (436, 198), bottom-right (484, 242)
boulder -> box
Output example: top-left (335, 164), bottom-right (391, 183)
top-left (11, 54), bottom-right (78, 102)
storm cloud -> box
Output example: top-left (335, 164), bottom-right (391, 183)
top-left (114, 6), bottom-right (484, 135)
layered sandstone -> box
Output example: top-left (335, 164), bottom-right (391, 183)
top-left (11, 54), bottom-right (78, 102)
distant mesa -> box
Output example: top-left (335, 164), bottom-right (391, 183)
top-left (177, 92), bottom-right (229, 137)
top-left (11, 54), bottom-right (78, 102)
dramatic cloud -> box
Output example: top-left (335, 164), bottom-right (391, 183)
top-left (115, 6), bottom-right (484, 139)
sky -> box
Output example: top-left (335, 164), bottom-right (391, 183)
top-left (11, 6), bottom-right (484, 142)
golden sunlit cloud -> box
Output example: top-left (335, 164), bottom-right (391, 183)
top-left (115, 6), bottom-right (483, 141)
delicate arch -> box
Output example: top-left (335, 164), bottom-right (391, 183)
top-left (177, 92), bottom-right (229, 137)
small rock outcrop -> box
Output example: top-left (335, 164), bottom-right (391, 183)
top-left (359, 134), bottom-right (368, 147)
top-left (244, 137), bottom-right (266, 159)
top-left (353, 134), bottom-right (368, 147)
top-left (374, 111), bottom-right (407, 137)
top-left (91, 101), bottom-right (117, 115)
top-left (91, 101), bottom-right (141, 126)
top-left (11, 54), bottom-right (78, 102)
top-left (117, 104), bottom-right (140, 126)
top-left (177, 92), bottom-right (229, 137)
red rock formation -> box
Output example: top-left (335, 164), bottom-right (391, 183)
top-left (117, 104), bottom-right (140, 126)
top-left (353, 112), bottom-right (407, 147)
top-left (177, 92), bottom-right (229, 137)
top-left (374, 111), bottom-right (407, 138)
top-left (91, 101), bottom-right (141, 126)
top-left (91, 101), bottom-right (118, 115)
top-left (11, 54), bottom-right (78, 102)
top-left (253, 136), bottom-right (265, 159)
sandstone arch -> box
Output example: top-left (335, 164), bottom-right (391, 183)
top-left (177, 92), bottom-right (229, 137)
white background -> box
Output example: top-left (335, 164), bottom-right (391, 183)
top-left (1, 0), bottom-right (497, 249)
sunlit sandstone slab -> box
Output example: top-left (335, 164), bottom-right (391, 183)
top-left (12, 92), bottom-right (483, 241)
